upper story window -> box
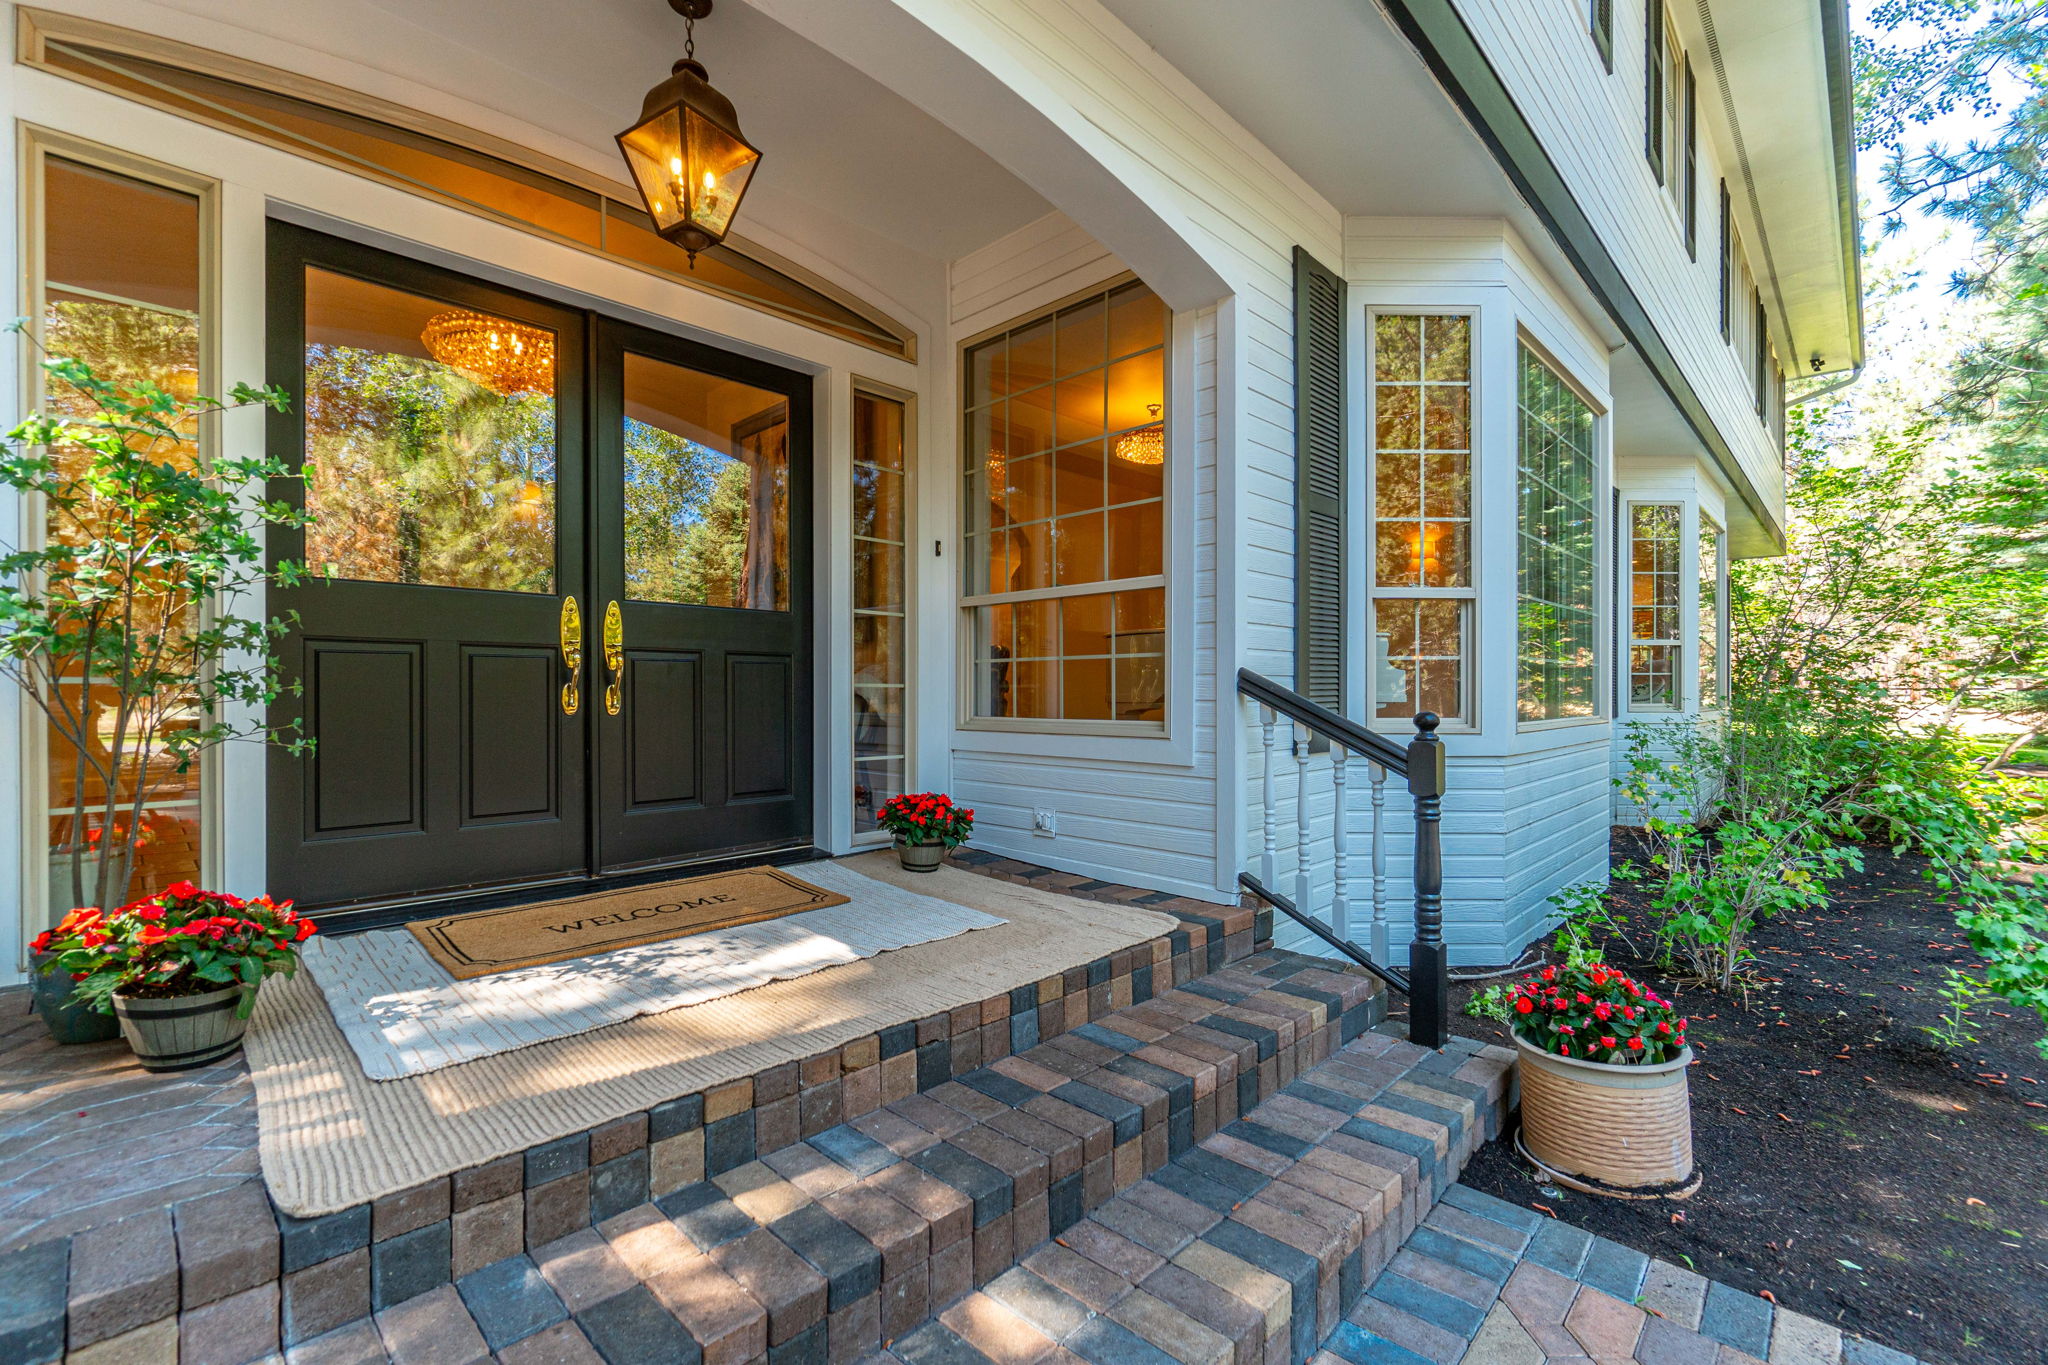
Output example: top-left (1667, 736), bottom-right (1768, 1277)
top-left (1370, 314), bottom-right (1474, 726)
top-left (1516, 345), bottom-right (1601, 725)
top-left (1590, 0), bottom-right (1615, 71)
top-left (1646, 3), bottom-right (1695, 246)
top-left (1627, 504), bottom-right (1682, 710)
top-left (962, 281), bottom-right (1167, 730)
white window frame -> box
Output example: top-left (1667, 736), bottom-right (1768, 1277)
top-left (850, 379), bottom-right (915, 847)
top-left (1697, 512), bottom-right (1727, 710)
top-left (1658, 13), bottom-right (1689, 225)
top-left (954, 275), bottom-right (1178, 744)
top-left (1513, 333), bottom-right (1609, 732)
top-left (16, 126), bottom-right (224, 955)
top-left (1624, 501), bottom-right (1683, 713)
top-left (1364, 306), bottom-right (1480, 733)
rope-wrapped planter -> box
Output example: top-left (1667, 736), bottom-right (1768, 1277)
top-left (1515, 1036), bottom-right (1699, 1198)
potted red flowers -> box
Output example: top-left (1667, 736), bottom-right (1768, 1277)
top-left (876, 792), bottom-right (974, 873)
top-left (32, 882), bottom-right (316, 1072)
top-left (1497, 958), bottom-right (1697, 1196)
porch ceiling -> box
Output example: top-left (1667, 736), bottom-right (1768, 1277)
top-left (144, 0), bottom-right (1054, 275)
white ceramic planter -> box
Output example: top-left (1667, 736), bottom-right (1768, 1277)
top-left (1515, 1035), bottom-right (1695, 1191)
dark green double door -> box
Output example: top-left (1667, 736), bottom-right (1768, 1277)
top-left (267, 224), bottom-right (812, 913)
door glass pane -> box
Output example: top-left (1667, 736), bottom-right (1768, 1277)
top-left (853, 392), bottom-right (908, 832)
top-left (303, 268), bottom-right (558, 592)
top-left (621, 352), bottom-right (789, 609)
top-left (40, 157), bottom-right (204, 920)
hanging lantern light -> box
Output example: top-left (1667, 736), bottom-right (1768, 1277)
top-left (1114, 404), bottom-right (1166, 466)
top-left (616, 0), bottom-right (761, 264)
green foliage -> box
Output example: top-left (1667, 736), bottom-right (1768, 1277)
top-left (1924, 966), bottom-right (1997, 1051)
top-left (0, 333), bottom-right (307, 913)
top-left (1616, 714), bottom-right (1864, 992)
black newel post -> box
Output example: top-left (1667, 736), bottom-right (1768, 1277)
top-left (1406, 712), bottom-right (1449, 1049)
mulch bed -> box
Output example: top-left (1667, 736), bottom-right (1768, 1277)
top-left (1425, 830), bottom-right (2047, 1365)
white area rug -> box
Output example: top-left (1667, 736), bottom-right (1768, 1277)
top-left (304, 861), bottom-right (1004, 1080)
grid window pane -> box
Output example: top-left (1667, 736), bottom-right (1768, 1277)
top-left (1516, 346), bottom-right (1599, 722)
top-left (1371, 313), bottom-right (1474, 723)
top-left (1627, 504), bottom-right (1681, 708)
top-left (1373, 599), bottom-right (1468, 724)
top-left (853, 392), bottom-right (908, 832)
top-left (963, 280), bottom-right (1168, 727)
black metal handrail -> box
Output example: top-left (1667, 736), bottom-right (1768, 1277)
top-left (1236, 669), bottom-right (1450, 1049)
top-left (1238, 871), bottom-right (1410, 993)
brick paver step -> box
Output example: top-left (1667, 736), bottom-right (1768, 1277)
top-left (1319, 1183), bottom-right (1934, 1365)
top-left (272, 949), bottom-right (1449, 1365)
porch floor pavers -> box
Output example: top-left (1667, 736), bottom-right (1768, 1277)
top-left (0, 849), bottom-right (1282, 1362)
top-left (1320, 1185), bottom-right (1935, 1365)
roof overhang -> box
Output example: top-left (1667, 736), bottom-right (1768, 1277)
top-left (1684, 0), bottom-right (1863, 377)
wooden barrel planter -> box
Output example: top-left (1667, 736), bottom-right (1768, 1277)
top-left (1515, 1036), bottom-right (1700, 1198)
top-left (895, 838), bottom-right (947, 873)
top-left (113, 985), bottom-right (252, 1072)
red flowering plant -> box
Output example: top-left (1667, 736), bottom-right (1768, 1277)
top-left (30, 881), bottom-right (317, 1019)
top-left (1501, 958), bottom-right (1688, 1065)
top-left (876, 792), bottom-right (975, 848)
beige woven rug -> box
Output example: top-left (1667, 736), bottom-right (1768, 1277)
top-left (246, 853), bottom-right (1177, 1216)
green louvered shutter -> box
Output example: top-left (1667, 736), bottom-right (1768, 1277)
top-left (1293, 247), bottom-right (1346, 711)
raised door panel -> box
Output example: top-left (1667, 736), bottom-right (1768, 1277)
top-left (462, 648), bottom-right (559, 823)
top-left (626, 651), bottom-right (700, 808)
top-left (306, 640), bottom-right (422, 838)
top-left (727, 655), bottom-right (792, 801)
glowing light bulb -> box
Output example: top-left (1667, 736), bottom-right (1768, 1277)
top-left (702, 170), bottom-right (717, 190)
top-left (670, 157), bottom-right (684, 177)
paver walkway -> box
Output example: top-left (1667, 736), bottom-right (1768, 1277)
top-left (1325, 1185), bottom-right (1931, 1365)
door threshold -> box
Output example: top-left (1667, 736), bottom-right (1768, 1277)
top-left (309, 842), bottom-right (830, 936)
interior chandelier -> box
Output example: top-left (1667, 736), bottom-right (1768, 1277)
top-left (421, 311), bottom-right (556, 397)
top-left (616, 0), bottom-right (762, 263)
top-left (1114, 404), bottom-right (1165, 466)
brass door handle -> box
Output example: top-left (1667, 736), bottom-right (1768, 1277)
top-left (560, 595), bottom-right (583, 715)
top-left (603, 600), bottom-right (624, 716)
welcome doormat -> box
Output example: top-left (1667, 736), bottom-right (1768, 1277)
top-left (405, 867), bottom-right (851, 980)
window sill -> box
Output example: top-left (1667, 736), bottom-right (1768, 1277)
top-left (951, 721), bottom-right (1193, 767)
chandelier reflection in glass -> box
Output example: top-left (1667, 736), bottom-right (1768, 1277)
top-left (420, 310), bottom-right (557, 397)
top-left (1114, 403), bottom-right (1165, 466)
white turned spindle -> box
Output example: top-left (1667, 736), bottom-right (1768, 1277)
top-left (1294, 728), bottom-right (1312, 917)
top-left (1370, 761), bottom-right (1390, 964)
top-left (1259, 705), bottom-right (1279, 889)
top-left (1330, 745), bottom-right (1351, 939)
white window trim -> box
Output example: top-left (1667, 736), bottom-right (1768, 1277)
top-left (949, 286), bottom-right (1196, 765)
top-left (15, 125), bottom-right (224, 964)
top-left (1697, 512), bottom-right (1728, 711)
top-left (1363, 305), bottom-right (1482, 735)
top-left (850, 377), bottom-right (915, 848)
top-left (1658, 13), bottom-right (1688, 229)
top-left (1624, 501), bottom-right (1684, 714)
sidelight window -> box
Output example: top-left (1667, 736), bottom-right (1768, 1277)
top-left (1370, 313), bottom-right (1473, 725)
top-left (1626, 504), bottom-right (1682, 709)
top-left (1516, 345), bottom-right (1601, 723)
top-left (1699, 513), bottom-right (1725, 707)
top-left (32, 150), bottom-right (208, 920)
top-left (962, 281), bottom-right (1168, 728)
top-left (852, 389), bottom-right (909, 832)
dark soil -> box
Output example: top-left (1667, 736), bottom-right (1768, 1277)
top-left (1425, 832), bottom-right (2048, 1365)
